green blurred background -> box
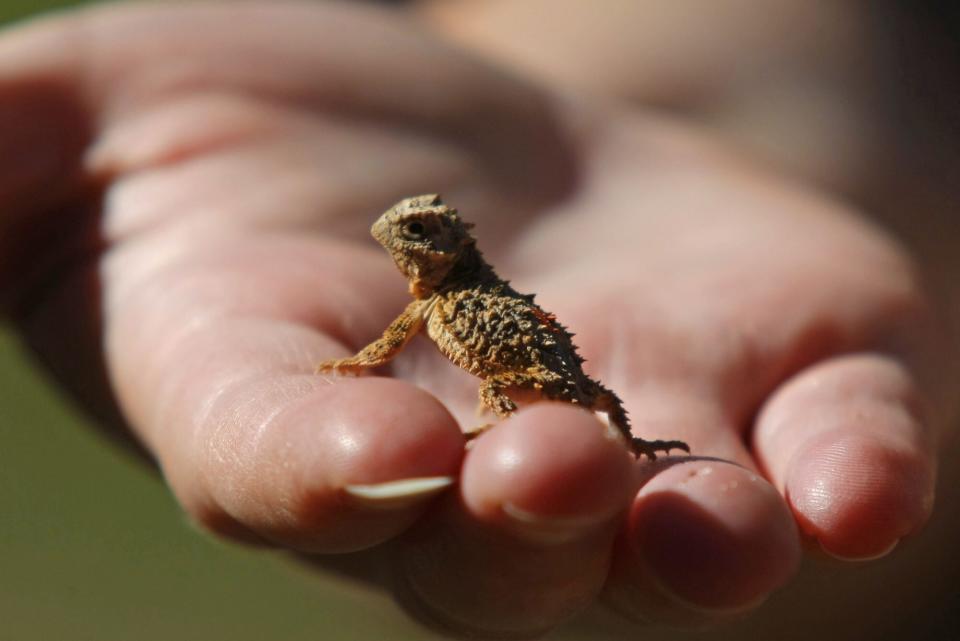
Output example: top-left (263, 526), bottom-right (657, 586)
top-left (0, 2), bottom-right (433, 640)
top-left (1, 328), bottom-right (426, 641)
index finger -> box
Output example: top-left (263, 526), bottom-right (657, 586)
top-left (101, 225), bottom-right (466, 551)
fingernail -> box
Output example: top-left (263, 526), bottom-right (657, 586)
top-left (502, 502), bottom-right (611, 545)
top-left (643, 575), bottom-right (771, 619)
top-left (821, 537), bottom-right (899, 562)
top-left (605, 566), bottom-right (769, 628)
top-left (631, 522), bottom-right (784, 618)
top-left (627, 464), bottom-right (801, 616)
top-left (343, 476), bottom-right (455, 510)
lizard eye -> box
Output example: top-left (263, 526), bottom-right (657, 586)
top-left (402, 220), bottom-right (426, 240)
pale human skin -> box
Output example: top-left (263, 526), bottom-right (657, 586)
top-left (419, 2), bottom-right (960, 638)
top-left (0, 2), bottom-right (956, 639)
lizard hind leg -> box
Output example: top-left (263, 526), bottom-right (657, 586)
top-left (464, 374), bottom-right (521, 442)
top-left (479, 375), bottom-right (520, 418)
top-left (590, 384), bottom-right (690, 461)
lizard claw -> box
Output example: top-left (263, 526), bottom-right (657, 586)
top-left (463, 423), bottom-right (494, 440)
top-left (462, 423), bottom-right (498, 450)
top-left (631, 438), bottom-right (691, 461)
top-left (316, 359), bottom-right (365, 376)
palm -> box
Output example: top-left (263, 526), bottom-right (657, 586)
top-left (2, 3), bottom-right (948, 637)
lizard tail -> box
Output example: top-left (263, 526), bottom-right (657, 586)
top-left (587, 382), bottom-right (631, 439)
top-left (588, 381), bottom-right (691, 460)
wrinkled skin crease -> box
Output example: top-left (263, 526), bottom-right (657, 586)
top-left (1, 3), bottom-right (955, 639)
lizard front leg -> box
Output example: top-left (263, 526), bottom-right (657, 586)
top-left (317, 298), bottom-right (430, 375)
top-left (464, 373), bottom-right (531, 441)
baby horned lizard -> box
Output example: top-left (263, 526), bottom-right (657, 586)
top-left (317, 195), bottom-right (689, 459)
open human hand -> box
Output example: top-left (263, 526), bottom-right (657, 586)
top-left (1, 2), bottom-right (954, 638)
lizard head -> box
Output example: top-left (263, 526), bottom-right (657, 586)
top-left (372, 194), bottom-right (476, 298)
